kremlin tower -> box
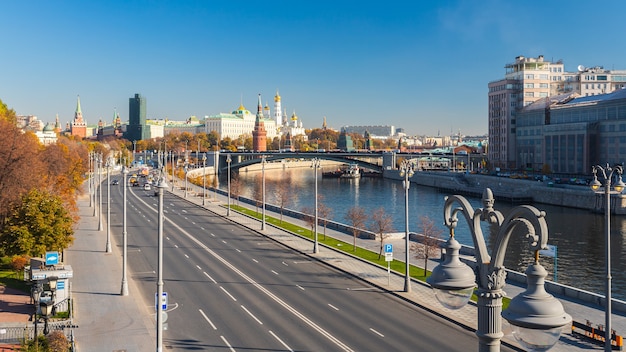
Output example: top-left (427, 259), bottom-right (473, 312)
top-left (252, 94), bottom-right (267, 152)
top-left (70, 95), bottom-right (87, 138)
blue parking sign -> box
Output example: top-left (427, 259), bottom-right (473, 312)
top-left (384, 244), bottom-right (393, 253)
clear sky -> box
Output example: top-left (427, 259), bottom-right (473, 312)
top-left (2, 1), bottom-right (626, 136)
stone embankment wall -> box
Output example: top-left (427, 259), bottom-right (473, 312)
top-left (384, 170), bottom-right (626, 214)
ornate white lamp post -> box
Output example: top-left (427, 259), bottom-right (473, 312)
top-left (312, 158), bottom-right (321, 254)
top-left (261, 155), bottom-right (267, 230)
top-left (105, 160), bottom-right (112, 253)
top-left (97, 154), bottom-right (103, 226)
top-left (226, 154), bottom-right (232, 216)
top-left (202, 154), bottom-right (207, 206)
top-left (399, 159), bottom-right (415, 292)
top-left (120, 164), bottom-right (129, 296)
top-left (156, 174), bottom-right (168, 352)
top-left (427, 188), bottom-right (571, 352)
top-left (590, 164), bottom-right (625, 352)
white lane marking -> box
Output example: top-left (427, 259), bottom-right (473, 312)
top-left (282, 261), bottom-right (288, 266)
top-left (241, 305), bottom-right (263, 325)
top-left (269, 330), bottom-right (293, 352)
top-left (222, 240), bottom-right (227, 244)
top-left (203, 272), bottom-right (216, 283)
top-left (182, 209), bottom-right (188, 213)
top-left (134, 195), bottom-right (354, 352)
top-left (220, 336), bottom-right (235, 352)
top-left (210, 233), bottom-right (215, 237)
top-left (184, 254), bottom-right (189, 259)
top-left (198, 309), bottom-right (217, 330)
top-left (369, 328), bottom-right (384, 337)
top-left (220, 286), bottom-right (237, 301)
top-left (196, 265), bottom-right (202, 270)
top-left (271, 270), bottom-right (279, 275)
top-left (236, 249), bottom-right (241, 253)
top-left (328, 304), bottom-right (339, 311)
top-left (252, 259), bottom-right (259, 263)
top-left (296, 285), bottom-right (305, 291)
top-left (191, 221), bottom-right (196, 225)
top-left (174, 244), bottom-right (179, 248)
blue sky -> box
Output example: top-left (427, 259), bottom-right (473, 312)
top-left (2, 1), bottom-right (626, 136)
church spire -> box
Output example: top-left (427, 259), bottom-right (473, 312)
top-left (76, 95), bottom-right (82, 114)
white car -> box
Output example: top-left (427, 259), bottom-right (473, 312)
top-left (144, 184), bottom-right (151, 191)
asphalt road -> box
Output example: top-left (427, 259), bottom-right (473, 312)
top-left (106, 182), bottom-right (515, 351)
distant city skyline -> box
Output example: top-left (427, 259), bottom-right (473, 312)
top-left (2, 1), bottom-right (626, 136)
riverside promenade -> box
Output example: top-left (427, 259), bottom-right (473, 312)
top-left (2, 177), bottom-right (624, 351)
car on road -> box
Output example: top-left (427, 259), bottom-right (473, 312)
top-left (111, 179), bottom-right (119, 185)
top-left (144, 184), bottom-right (151, 191)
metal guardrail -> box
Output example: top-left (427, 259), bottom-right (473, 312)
top-left (0, 321), bottom-right (77, 345)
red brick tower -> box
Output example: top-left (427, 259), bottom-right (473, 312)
top-left (252, 94), bottom-right (267, 152)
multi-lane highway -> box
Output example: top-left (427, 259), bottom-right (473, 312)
top-left (106, 180), bottom-right (514, 351)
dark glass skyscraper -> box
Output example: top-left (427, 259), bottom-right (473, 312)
top-left (125, 93), bottom-right (147, 142)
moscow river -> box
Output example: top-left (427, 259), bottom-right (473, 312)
top-left (220, 165), bottom-right (626, 301)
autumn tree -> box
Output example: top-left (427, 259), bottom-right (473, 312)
top-left (411, 216), bottom-right (443, 276)
top-left (301, 206), bottom-right (316, 235)
top-left (317, 199), bottom-right (332, 240)
top-left (0, 189), bottom-right (74, 257)
top-left (0, 110), bottom-right (45, 227)
top-left (252, 173), bottom-right (263, 213)
top-left (370, 207), bottom-right (395, 259)
top-left (272, 174), bottom-right (295, 223)
top-left (344, 206), bottom-right (367, 252)
top-left (230, 174), bottom-right (242, 205)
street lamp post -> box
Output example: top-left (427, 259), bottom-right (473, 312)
top-left (98, 154), bottom-right (103, 231)
top-left (312, 158), bottom-right (321, 254)
top-left (427, 188), bottom-right (571, 352)
top-left (120, 164), bottom-right (129, 296)
top-left (399, 159), bottom-right (415, 293)
top-left (261, 155), bottom-right (266, 231)
top-left (226, 154), bottom-right (232, 216)
top-left (184, 164), bottom-right (188, 198)
top-left (105, 160), bottom-right (112, 253)
top-left (171, 151), bottom-right (175, 192)
top-left (590, 164), bottom-right (625, 352)
top-left (156, 174), bottom-right (168, 352)
top-left (89, 152), bottom-right (93, 208)
top-left (202, 154), bottom-right (207, 206)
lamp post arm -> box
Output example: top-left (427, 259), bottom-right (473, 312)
top-left (444, 194), bottom-right (492, 265)
top-left (490, 205), bottom-right (548, 272)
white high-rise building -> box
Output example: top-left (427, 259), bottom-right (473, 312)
top-left (488, 55), bottom-right (626, 170)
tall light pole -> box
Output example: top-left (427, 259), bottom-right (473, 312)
top-left (88, 152), bottom-right (93, 208)
top-left (591, 164), bottom-right (625, 352)
top-left (312, 158), bottom-right (320, 254)
top-left (261, 155), bottom-right (267, 231)
top-left (171, 151), bottom-right (175, 192)
top-left (120, 164), bottom-right (129, 295)
top-left (399, 159), bottom-right (414, 292)
top-left (156, 175), bottom-right (168, 352)
top-left (202, 154), bottom-right (207, 206)
top-left (427, 188), bottom-right (571, 352)
top-left (132, 141), bottom-right (137, 165)
top-left (226, 154), bottom-right (232, 216)
top-left (98, 154), bottom-right (103, 231)
top-left (105, 160), bottom-right (112, 253)
top-left (184, 164), bottom-right (188, 198)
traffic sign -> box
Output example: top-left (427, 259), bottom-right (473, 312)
top-left (155, 292), bottom-right (168, 310)
top-left (384, 244), bottom-right (393, 253)
top-left (385, 252), bottom-right (393, 262)
top-left (45, 251), bottom-right (59, 265)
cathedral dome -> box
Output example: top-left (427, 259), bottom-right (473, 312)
top-left (43, 122), bottom-right (55, 132)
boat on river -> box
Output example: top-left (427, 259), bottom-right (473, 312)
top-left (322, 163), bottom-right (361, 179)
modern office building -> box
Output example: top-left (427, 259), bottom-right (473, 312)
top-left (488, 55), bottom-right (626, 170)
top-left (515, 88), bottom-right (626, 175)
top-left (125, 93), bottom-right (148, 142)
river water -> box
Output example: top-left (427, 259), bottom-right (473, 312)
top-left (221, 166), bottom-right (626, 300)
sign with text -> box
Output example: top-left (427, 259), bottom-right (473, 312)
top-left (155, 292), bottom-right (168, 310)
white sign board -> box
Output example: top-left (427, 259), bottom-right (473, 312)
top-left (385, 252), bottom-right (393, 262)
